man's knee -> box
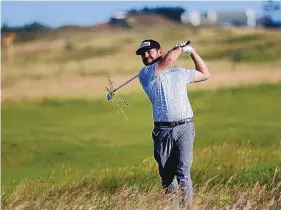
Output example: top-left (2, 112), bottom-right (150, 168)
top-left (177, 165), bottom-right (191, 179)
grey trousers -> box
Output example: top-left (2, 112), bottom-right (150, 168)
top-left (152, 120), bottom-right (195, 205)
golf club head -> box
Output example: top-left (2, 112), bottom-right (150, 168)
top-left (107, 92), bottom-right (112, 100)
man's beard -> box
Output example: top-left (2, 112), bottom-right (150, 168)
top-left (142, 56), bottom-right (162, 66)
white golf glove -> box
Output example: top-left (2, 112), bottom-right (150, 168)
top-left (176, 41), bottom-right (193, 55)
top-left (182, 45), bottom-right (193, 55)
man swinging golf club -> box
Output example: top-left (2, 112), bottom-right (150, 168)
top-left (136, 39), bottom-right (211, 206)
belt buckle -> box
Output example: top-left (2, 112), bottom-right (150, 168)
top-left (171, 121), bottom-right (176, 126)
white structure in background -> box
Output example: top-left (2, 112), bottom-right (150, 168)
top-left (109, 11), bottom-right (132, 27)
top-left (113, 11), bottom-right (128, 20)
top-left (207, 10), bottom-right (217, 23)
top-left (181, 11), bottom-right (201, 26)
top-left (245, 9), bottom-right (256, 28)
top-left (181, 8), bottom-right (256, 28)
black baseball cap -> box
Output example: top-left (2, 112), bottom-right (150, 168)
top-left (136, 39), bottom-right (161, 55)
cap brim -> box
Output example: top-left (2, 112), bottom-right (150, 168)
top-left (136, 47), bottom-right (152, 55)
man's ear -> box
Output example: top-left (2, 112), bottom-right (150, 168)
top-left (158, 48), bottom-right (163, 56)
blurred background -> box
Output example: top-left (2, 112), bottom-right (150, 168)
top-left (1, 1), bottom-right (281, 209)
top-left (1, 1), bottom-right (281, 100)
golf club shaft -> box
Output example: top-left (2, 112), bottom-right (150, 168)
top-left (112, 74), bottom-right (139, 93)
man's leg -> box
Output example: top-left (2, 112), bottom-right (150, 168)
top-left (174, 122), bottom-right (195, 206)
top-left (152, 127), bottom-right (178, 193)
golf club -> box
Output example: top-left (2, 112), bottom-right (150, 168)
top-left (106, 74), bottom-right (139, 101)
top-left (106, 40), bottom-right (191, 101)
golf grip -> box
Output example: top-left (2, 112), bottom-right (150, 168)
top-left (180, 40), bottom-right (191, 48)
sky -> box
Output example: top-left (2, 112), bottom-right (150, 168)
top-left (1, 1), bottom-right (281, 28)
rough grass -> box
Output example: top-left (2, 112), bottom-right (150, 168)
top-left (1, 165), bottom-right (280, 209)
top-left (1, 83), bottom-right (281, 209)
top-left (2, 26), bottom-right (281, 85)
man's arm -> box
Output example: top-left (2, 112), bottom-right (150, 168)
top-left (155, 46), bottom-right (182, 77)
top-left (190, 49), bottom-right (211, 82)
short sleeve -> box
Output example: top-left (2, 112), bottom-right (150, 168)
top-left (138, 63), bottom-right (157, 90)
top-left (138, 67), bottom-right (145, 86)
top-left (180, 67), bottom-right (196, 84)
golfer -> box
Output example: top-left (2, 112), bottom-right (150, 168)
top-left (136, 39), bottom-right (211, 206)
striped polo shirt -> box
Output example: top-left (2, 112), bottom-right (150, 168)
top-left (138, 63), bottom-right (196, 122)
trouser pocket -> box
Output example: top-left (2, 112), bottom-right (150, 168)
top-left (152, 128), bottom-right (161, 140)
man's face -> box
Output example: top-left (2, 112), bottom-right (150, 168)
top-left (140, 48), bottom-right (162, 66)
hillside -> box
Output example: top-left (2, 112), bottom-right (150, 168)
top-left (127, 13), bottom-right (179, 26)
top-left (1, 13), bottom-right (281, 101)
top-left (1, 13), bottom-right (178, 42)
top-left (89, 13), bottom-right (178, 33)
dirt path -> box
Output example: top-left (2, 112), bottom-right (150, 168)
top-left (2, 67), bottom-right (281, 101)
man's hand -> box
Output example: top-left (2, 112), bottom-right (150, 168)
top-left (182, 46), bottom-right (193, 55)
top-left (176, 40), bottom-right (191, 48)
top-left (176, 40), bottom-right (193, 55)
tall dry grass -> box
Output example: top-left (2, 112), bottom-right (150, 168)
top-left (2, 178), bottom-right (280, 209)
top-left (2, 142), bottom-right (281, 209)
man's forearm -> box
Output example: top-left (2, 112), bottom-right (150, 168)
top-left (190, 50), bottom-right (211, 78)
top-left (164, 46), bottom-right (182, 64)
top-left (157, 47), bottom-right (182, 75)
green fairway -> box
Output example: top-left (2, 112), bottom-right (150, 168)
top-left (2, 83), bottom-right (281, 192)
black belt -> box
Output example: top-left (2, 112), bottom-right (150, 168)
top-left (154, 118), bottom-right (193, 127)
